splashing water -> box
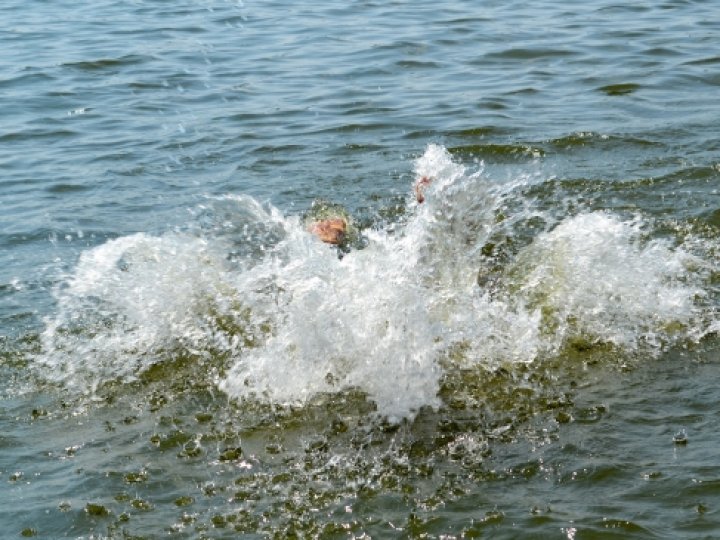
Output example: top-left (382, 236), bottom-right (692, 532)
top-left (509, 212), bottom-right (705, 352)
top-left (35, 145), bottom-right (717, 418)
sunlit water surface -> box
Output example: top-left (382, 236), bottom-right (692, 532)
top-left (1, 1), bottom-right (720, 538)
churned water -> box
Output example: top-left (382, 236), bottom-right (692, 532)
top-left (2, 0), bottom-right (720, 538)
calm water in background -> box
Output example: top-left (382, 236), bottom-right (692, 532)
top-left (2, 0), bottom-right (720, 538)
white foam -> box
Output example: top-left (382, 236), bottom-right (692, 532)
top-left (509, 212), bottom-right (705, 352)
top-left (35, 145), bottom-right (718, 418)
top-left (39, 232), bottom-right (231, 389)
top-left (220, 227), bottom-right (444, 419)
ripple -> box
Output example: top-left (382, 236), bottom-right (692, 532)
top-left (643, 46), bottom-right (683, 57)
top-left (448, 126), bottom-right (514, 138)
top-left (44, 183), bottom-right (91, 194)
top-left (394, 60), bottom-right (442, 69)
top-left (549, 132), bottom-right (663, 150)
top-left (447, 143), bottom-right (544, 160)
top-left (683, 55), bottom-right (720, 66)
top-left (62, 54), bottom-right (150, 71)
top-left (598, 83), bottom-right (642, 96)
top-left (0, 71), bottom-right (54, 90)
top-left (596, 4), bottom-right (652, 13)
top-left (0, 129), bottom-right (78, 143)
top-left (341, 105), bottom-right (397, 116)
top-left (249, 143), bottom-right (308, 155)
top-left (312, 122), bottom-right (395, 135)
top-left (484, 48), bottom-right (577, 61)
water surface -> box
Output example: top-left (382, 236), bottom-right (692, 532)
top-left (1, 0), bottom-right (720, 538)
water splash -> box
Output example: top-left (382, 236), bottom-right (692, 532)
top-left (35, 145), bottom-right (718, 418)
top-left (508, 212), bottom-right (705, 352)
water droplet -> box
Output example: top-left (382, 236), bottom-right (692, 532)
top-left (673, 429), bottom-right (688, 445)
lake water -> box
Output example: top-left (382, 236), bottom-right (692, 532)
top-left (1, 0), bottom-right (719, 537)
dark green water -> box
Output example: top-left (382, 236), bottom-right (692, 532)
top-left (1, 1), bottom-right (719, 538)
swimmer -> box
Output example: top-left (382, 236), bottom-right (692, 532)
top-left (306, 175), bottom-right (431, 246)
top-left (304, 200), bottom-right (357, 248)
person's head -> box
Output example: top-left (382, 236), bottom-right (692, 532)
top-left (303, 199), bottom-right (357, 249)
top-left (307, 217), bottom-right (347, 245)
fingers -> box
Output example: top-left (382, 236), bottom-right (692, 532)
top-left (414, 176), bottom-right (432, 203)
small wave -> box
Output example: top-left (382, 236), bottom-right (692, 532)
top-left (62, 54), bottom-right (149, 71)
top-left (683, 56), bottom-right (720, 66)
top-left (448, 126), bottom-right (513, 138)
top-left (44, 183), bottom-right (91, 194)
top-left (395, 60), bottom-right (442, 69)
top-left (447, 143), bottom-right (544, 160)
top-left (597, 83), bottom-right (641, 96)
top-left (0, 129), bottom-right (78, 143)
top-left (0, 71), bottom-right (55, 90)
top-left (549, 132), bottom-right (662, 149)
top-left (484, 48), bottom-right (577, 61)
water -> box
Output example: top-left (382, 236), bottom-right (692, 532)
top-left (1, 0), bottom-right (719, 537)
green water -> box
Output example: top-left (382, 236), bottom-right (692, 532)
top-left (1, 0), bottom-right (720, 538)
